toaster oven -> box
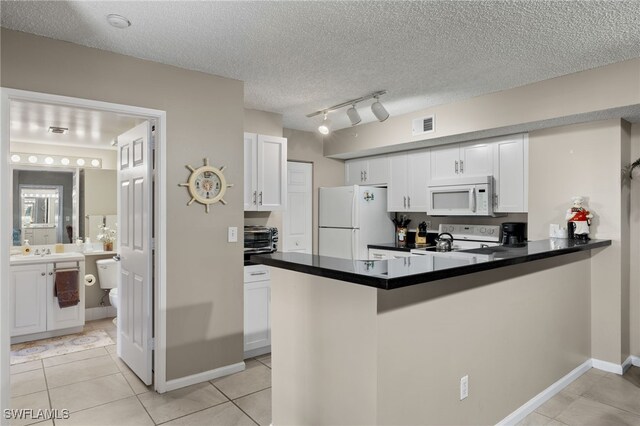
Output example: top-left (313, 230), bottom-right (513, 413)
top-left (244, 226), bottom-right (278, 254)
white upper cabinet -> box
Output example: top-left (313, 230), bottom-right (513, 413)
top-left (430, 142), bottom-right (493, 181)
top-left (345, 155), bottom-right (389, 186)
top-left (244, 133), bottom-right (287, 211)
top-left (387, 149), bottom-right (429, 212)
top-left (493, 134), bottom-right (528, 213)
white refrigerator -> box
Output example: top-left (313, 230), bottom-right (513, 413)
top-left (319, 185), bottom-right (394, 260)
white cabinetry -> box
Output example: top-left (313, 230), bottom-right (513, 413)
top-left (345, 155), bottom-right (389, 186)
top-left (10, 258), bottom-right (85, 341)
top-left (430, 141), bottom-right (493, 181)
top-left (244, 133), bottom-right (287, 211)
top-left (493, 134), bottom-right (528, 213)
top-left (368, 248), bottom-right (413, 260)
top-left (388, 149), bottom-right (430, 212)
top-left (10, 264), bottom-right (48, 336)
top-left (244, 265), bottom-right (271, 358)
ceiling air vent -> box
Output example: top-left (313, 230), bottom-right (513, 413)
top-left (411, 115), bottom-right (435, 136)
top-left (48, 126), bottom-right (69, 135)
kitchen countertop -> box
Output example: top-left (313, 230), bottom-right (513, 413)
top-left (368, 243), bottom-right (433, 252)
top-left (251, 238), bottom-right (611, 290)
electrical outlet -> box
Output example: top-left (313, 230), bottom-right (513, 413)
top-left (228, 227), bottom-right (238, 243)
top-left (460, 375), bottom-right (469, 400)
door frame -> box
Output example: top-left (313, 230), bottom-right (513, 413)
top-left (0, 88), bottom-right (169, 411)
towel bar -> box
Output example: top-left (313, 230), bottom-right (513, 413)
top-left (53, 260), bottom-right (81, 272)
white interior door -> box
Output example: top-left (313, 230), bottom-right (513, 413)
top-left (283, 162), bottom-right (312, 253)
top-left (117, 121), bottom-right (153, 385)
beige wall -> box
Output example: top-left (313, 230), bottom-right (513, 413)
top-left (2, 29), bottom-right (245, 381)
top-left (271, 252), bottom-right (591, 425)
top-left (528, 119), bottom-right (630, 364)
top-left (244, 108), bottom-right (283, 137)
top-left (285, 128), bottom-right (344, 254)
top-left (630, 123), bottom-right (640, 357)
top-left (325, 58), bottom-right (640, 158)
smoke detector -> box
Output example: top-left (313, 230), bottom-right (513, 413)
top-left (107, 14), bottom-right (131, 29)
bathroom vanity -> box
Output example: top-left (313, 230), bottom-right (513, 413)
top-left (9, 252), bottom-right (85, 343)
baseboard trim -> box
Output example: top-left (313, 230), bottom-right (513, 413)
top-left (632, 356), bottom-right (640, 367)
top-left (244, 345), bottom-right (271, 359)
top-left (496, 359), bottom-right (592, 426)
top-left (163, 361), bottom-right (246, 393)
top-left (592, 357), bottom-right (631, 375)
top-left (85, 306), bottom-right (116, 321)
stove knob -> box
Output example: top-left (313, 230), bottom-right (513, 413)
top-left (448, 226), bottom-right (455, 232)
top-left (488, 228), bottom-right (495, 234)
top-left (480, 227), bottom-right (486, 233)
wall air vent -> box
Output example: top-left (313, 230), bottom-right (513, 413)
top-left (411, 115), bottom-right (435, 136)
top-left (48, 126), bottom-right (69, 135)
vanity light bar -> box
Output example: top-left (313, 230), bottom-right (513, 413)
top-left (10, 153), bottom-right (102, 169)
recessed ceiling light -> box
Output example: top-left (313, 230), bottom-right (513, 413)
top-left (107, 14), bottom-right (131, 29)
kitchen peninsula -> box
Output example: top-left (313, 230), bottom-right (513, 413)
top-left (252, 238), bottom-right (611, 425)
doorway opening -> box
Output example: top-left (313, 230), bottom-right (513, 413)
top-left (1, 88), bottom-right (168, 412)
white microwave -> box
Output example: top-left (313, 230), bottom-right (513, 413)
top-left (427, 176), bottom-right (494, 216)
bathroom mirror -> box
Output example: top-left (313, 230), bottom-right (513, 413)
top-left (13, 168), bottom-right (76, 246)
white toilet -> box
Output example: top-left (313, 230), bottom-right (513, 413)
top-left (96, 259), bottom-right (119, 318)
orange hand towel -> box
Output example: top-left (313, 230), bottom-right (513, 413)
top-left (54, 270), bottom-right (80, 308)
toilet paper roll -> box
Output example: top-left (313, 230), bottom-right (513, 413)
top-left (84, 274), bottom-right (96, 287)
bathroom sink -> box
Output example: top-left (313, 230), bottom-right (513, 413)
top-left (10, 252), bottom-right (85, 265)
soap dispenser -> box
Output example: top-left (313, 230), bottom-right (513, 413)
top-left (22, 239), bottom-right (31, 256)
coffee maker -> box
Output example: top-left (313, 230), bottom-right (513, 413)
top-left (501, 222), bottom-right (527, 246)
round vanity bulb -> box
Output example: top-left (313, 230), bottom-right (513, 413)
top-left (28, 155), bottom-right (38, 163)
top-left (11, 154), bottom-right (21, 162)
top-left (61, 158), bottom-right (70, 166)
top-left (76, 158), bottom-right (85, 166)
top-left (91, 159), bottom-right (100, 167)
top-left (44, 157), bottom-right (54, 165)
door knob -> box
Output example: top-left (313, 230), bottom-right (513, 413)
top-left (41, 272), bottom-right (46, 276)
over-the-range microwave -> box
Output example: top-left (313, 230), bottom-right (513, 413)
top-left (427, 176), bottom-right (496, 216)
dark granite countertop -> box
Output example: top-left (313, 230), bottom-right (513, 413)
top-left (368, 243), bottom-right (434, 252)
top-left (251, 239), bottom-right (611, 290)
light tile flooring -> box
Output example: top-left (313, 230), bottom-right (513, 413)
top-left (11, 319), bottom-right (640, 425)
top-left (518, 366), bottom-right (640, 426)
top-left (10, 318), bottom-right (272, 426)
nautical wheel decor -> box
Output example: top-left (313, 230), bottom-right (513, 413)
top-left (179, 158), bottom-right (233, 213)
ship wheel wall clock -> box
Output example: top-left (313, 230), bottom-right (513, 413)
top-left (179, 158), bottom-right (233, 213)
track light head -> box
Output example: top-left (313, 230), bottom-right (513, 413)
top-left (371, 96), bottom-right (389, 122)
top-left (318, 112), bottom-right (332, 135)
top-left (346, 105), bottom-right (361, 126)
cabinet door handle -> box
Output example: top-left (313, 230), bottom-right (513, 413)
top-left (41, 272), bottom-right (46, 276)
top-left (364, 171), bottom-right (367, 181)
top-left (360, 171), bottom-right (364, 181)
top-left (253, 191), bottom-right (257, 205)
top-left (407, 196), bottom-right (411, 209)
top-left (403, 196), bottom-right (407, 209)
top-left (460, 160), bottom-right (464, 173)
top-left (48, 272), bottom-right (53, 276)
top-left (455, 161), bottom-right (459, 174)
top-left (250, 271), bottom-right (267, 276)
top-left (259, 191), bottom-right (263, 205)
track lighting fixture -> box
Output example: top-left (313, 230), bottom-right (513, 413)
top-left (307, 90), bottom-right (389, 134)
top-left (318, 112), bottom-right (331, 135)
top-left (346, 105), bottom-right (361, 126)
top-left (371, 95), bottom-right (389, 122)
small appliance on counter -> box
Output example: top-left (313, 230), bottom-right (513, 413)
top-left (501, 222), bottom-right (527, 246)
top-left (244, 226), bottom-right (278, 264)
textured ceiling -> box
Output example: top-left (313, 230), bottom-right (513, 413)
top-left (2, 1), bottom-right (640, 132)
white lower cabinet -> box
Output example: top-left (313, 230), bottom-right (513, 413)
top-left (10, 259), bottom-right (85, 340)
top-left (244, 265), bottom-right (271, 358)
top-left (369, 248), bottom-right (413, 260)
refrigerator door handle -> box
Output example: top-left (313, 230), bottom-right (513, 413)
top-left (351, 190), bottom-right (357, 228)
top-left (352, 229), bottom-right (357, 260)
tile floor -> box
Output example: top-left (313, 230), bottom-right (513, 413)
top-left (10, 319), bottom-right (640, 425)
top-left (9, 318), bottom-right (272, 426)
